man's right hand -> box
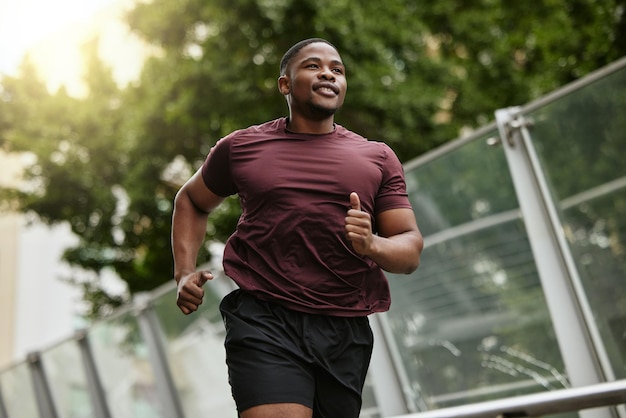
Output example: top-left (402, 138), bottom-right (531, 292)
top-left (176, 271), bottom-right (213, 314)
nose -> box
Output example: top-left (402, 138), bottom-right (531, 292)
top-left (319, 66), bottom-right (335, 80)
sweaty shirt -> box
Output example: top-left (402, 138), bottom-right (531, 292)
top-left (201, 117), bottom-right (412, 316)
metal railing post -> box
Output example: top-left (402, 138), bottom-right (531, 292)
top-left (75, 330), bottom-right (112, 418)
top-left (136, 302), bottom-right (185, 418)
top-left (27, 351), bottom-right (58, 418)
top-left (495, 107), bottom-right (615, 418)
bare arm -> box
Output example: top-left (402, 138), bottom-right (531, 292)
top-left (345, 192), bottom-right (423, 274)
top-left (171, 168), bottom-right (225, 314)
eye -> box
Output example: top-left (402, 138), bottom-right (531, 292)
top-left (332, 67), bottom-right (344, 74)
top-left (306, 63), bottom-right (320, 69)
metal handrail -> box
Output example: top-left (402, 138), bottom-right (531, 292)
top-left (389, 380), bottom-right (626, 418)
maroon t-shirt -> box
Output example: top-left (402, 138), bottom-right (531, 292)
top-left (201, 118), bottom-right (412, 316)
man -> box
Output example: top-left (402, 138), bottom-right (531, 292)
top-left (172, 38), bottom-right (423, 418)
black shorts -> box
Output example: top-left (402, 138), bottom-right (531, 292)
top-left (219, 290), bottom-right (374, 418)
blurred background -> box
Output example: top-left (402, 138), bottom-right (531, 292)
top-left (0, 1), bottom-right (625, 416)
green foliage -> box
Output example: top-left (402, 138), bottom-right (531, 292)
top-left (0, 0), bottom-right (625, 317)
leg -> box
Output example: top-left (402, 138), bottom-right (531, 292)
top-left (241, 403), bottom-right (313, 418)
top-left (220, 291), bottom-right (316, 414)
top-left (308, 315), bottom-right (374, 418)
top-left (312, 370), bottom-right (365, 418)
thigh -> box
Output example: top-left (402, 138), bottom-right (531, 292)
top-left (220, 291), bottom-right (316, 413)
top-left (313, 374), bottom-right (365, 418)
top-left (241, 403), bottom-right (312, 418)
top-left (309, 315), bottom-right (374, 418)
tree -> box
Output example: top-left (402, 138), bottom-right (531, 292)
top-left (1, 0), bottom-right (624, 317)
top-left (0, 41), bottom-right (130, 316)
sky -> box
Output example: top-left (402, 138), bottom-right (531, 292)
top-left (0, 0), bottom-right (145, 95)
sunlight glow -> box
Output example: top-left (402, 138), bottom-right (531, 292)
top-left (0, 0), bottom-right (147, 96)
top-left (1, 0), bottom-right (112, 72)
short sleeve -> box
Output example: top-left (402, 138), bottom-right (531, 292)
top-left (201, 134), bottom-right (237, 197)
top-left (374, 144), bottom-right (412, 213)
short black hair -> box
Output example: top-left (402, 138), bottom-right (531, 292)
top-left (279, 38), bottom-right (338, 75)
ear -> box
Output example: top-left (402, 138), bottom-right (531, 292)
top-left (278, 75), bottom-right (290, 96)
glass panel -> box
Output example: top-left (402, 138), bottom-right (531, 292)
top-left (150, 278), bottom-right (236, 417)
top-left (525, 64), bottom-right (626, 379)
top-left (41, 339), bottom-right (94, 417)
top-left (87, 312), bottom-right (163, 418)
top-left (405, 130), bottom-right (520, 238)
top-left (0, 361), bottom-right (39, 417)
top-left (385, 132), bottom-right (575, 416)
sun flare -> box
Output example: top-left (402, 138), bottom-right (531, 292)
top-left (0, 0), bottom-right (146, 96)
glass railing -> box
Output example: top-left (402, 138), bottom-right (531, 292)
top-left (384, 127), bottom-right (567, 411)
top-left (524, 65), bottom-right (626, 382)
top-left (378, 57), bottom-right (626, 417)
top-left (0, 360), bottom-right (39, 417)
top-left (88, 311), bottom-right (164, 418)
top-left (41, 339), bottom-right (93, 417)
top-left (149, 280), bottom-right (235, 417)
top-left (0, 57), bottom-right (624, 418)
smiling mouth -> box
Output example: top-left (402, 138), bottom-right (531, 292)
top-left (314, 83), bottom-right (339, 95)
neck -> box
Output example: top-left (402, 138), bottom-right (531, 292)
top-left (286, 114), bottom-right (335, 134)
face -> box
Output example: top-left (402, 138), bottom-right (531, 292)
top-left (279, 42), bottom-right (347, 119)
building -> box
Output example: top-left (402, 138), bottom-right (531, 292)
top-left (0, 151), bottom-right (85, 370)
